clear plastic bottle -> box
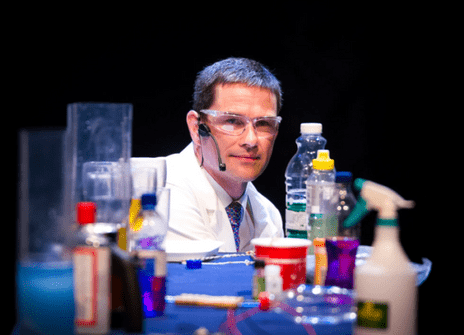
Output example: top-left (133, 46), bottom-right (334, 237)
top-left (130, 193), bottom-right (167, 317)
top-left (73, 202), bottom-right (111, 334)
top-left (306, 150), bottom-right (336, 254)
top-left (285, 123), bottom-right (327, 239)
top-left (131, 193), bottom-right (166, 250)
top-left (334, 172), bottom-right (360, 239)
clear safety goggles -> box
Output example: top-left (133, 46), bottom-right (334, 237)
top-left (199, 109), bottom-right (282, 138)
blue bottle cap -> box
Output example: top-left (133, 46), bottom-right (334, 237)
top-left (336, 171), bottom-right (353, 183)
top-left (141, 193), bottom-right (157, 210)
top-left (186, 259), bottom-right (202, 269)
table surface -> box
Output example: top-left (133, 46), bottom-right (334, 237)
top-left (141, 254), bottom-right (353, 335)
top-left (11, 254), bottom-right (355, 335)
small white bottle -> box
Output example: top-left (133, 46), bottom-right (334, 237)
top-left (264, 265), bottom-right (283, 297)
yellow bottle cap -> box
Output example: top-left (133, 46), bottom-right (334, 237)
top-left (312, 150), bottom-right (334, 170)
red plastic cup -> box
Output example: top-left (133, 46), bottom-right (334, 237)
top-left (251, 238), bottom-right (311, 290)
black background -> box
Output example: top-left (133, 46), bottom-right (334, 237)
top-left (7, 4), bottom-right (451, 334)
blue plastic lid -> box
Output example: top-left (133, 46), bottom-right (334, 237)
top-left (141, 193), bottom-right (157, 210)
top-left (186, 259), bottom-right (202, 269)
top-left (336, 171), bottom-right (353, 183)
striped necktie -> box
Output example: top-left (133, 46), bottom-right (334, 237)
top-left (226, 201), bottom-right (243, 252)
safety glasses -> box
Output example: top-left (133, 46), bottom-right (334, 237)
top-left (199, 109), bottom-right (282, 138)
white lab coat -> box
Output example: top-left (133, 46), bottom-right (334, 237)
top-left (162, 143), bottom-right (283, 252)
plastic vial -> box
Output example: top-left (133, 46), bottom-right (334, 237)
top-left (265, 265), bottom-right (283, 297)
top-left (313, 238), bottom-right (327, 285)
top-left (252, 259), bottom-right (266, 300)
top-left (306, 150), bottom-right (336, 254)
top-left (285, 123), bottom-right (327, 239)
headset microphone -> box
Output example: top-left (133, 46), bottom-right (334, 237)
top-left (198, 124), bottom-right (226, 171)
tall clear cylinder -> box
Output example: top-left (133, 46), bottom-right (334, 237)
top-left (17, 129), bottom-right (75, 334)
top-left (66, 102), bottom-right (133, 234)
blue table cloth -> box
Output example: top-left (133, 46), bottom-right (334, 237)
top-left (143, 254), bottom-right (354, 335)
top-left (12, 254), bottom-right (354, 334)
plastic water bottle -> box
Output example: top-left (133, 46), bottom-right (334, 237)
top-left (132, 193), bottom-right (165, 250)
top-left (131, 193), bottom-right (167, 317)
top-left (306, 150), bottom-right (336, 254)
top-left (334, 172), bottom-right (360, 239)
top-left (285, 123), bottom-right (327, 239)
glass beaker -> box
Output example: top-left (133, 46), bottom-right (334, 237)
top-left (67, 102), bottom-right (133, 232)
top-left (128, 158), bottom-right (167, 243)
top-left (16, 129), bottom-right (75, 334)
top-left (82, 161), bottom-right (131, 233)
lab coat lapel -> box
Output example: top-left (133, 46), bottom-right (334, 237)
top-left (246, 183), bottom-right (281, 238)
top-left (201, 186), bottom-right (236, 252)
top-left (187, 149), bottom-right (237, 252)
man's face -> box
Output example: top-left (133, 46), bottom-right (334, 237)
top-left (201, 83), bottom-right (278, 190)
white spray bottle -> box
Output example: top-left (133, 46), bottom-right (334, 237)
top-left (344, 178), bottom-right (416, 335)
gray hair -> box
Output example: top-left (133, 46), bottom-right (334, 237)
top-left (192, 57), bottom-right (282, 114)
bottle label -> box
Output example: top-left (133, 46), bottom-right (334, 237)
top-left (357, 300), bottom-right (389, 330)
top-left (307, 183), bottom-right (335, 213)
top-left (285, 209), bottom-right (308, 230)
top-left (73, 246), bottom-right (111, 329)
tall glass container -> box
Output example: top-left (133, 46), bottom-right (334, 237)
top-left (17, 129), bottom-right (75, 334)
top-left (66, 103), bottom-right (133, 234)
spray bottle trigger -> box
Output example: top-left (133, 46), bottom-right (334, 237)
top-left (353, 178), bottom-right (367, 191)
top-left (343, 197), bottom-right (368, 228)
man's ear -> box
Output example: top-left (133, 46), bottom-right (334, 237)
top-left (186, 110), bottom-right (201, 146)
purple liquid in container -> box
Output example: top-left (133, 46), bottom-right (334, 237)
top-left (137, 259), bottom-right (166, 317)
top-left (324, 237), bottom-right (360, 289)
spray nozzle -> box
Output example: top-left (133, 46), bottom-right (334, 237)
top-left (344, 178), bottom-right (415, 228)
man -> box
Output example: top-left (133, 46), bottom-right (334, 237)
top-left (165, 57), bottom-right (284, 252)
